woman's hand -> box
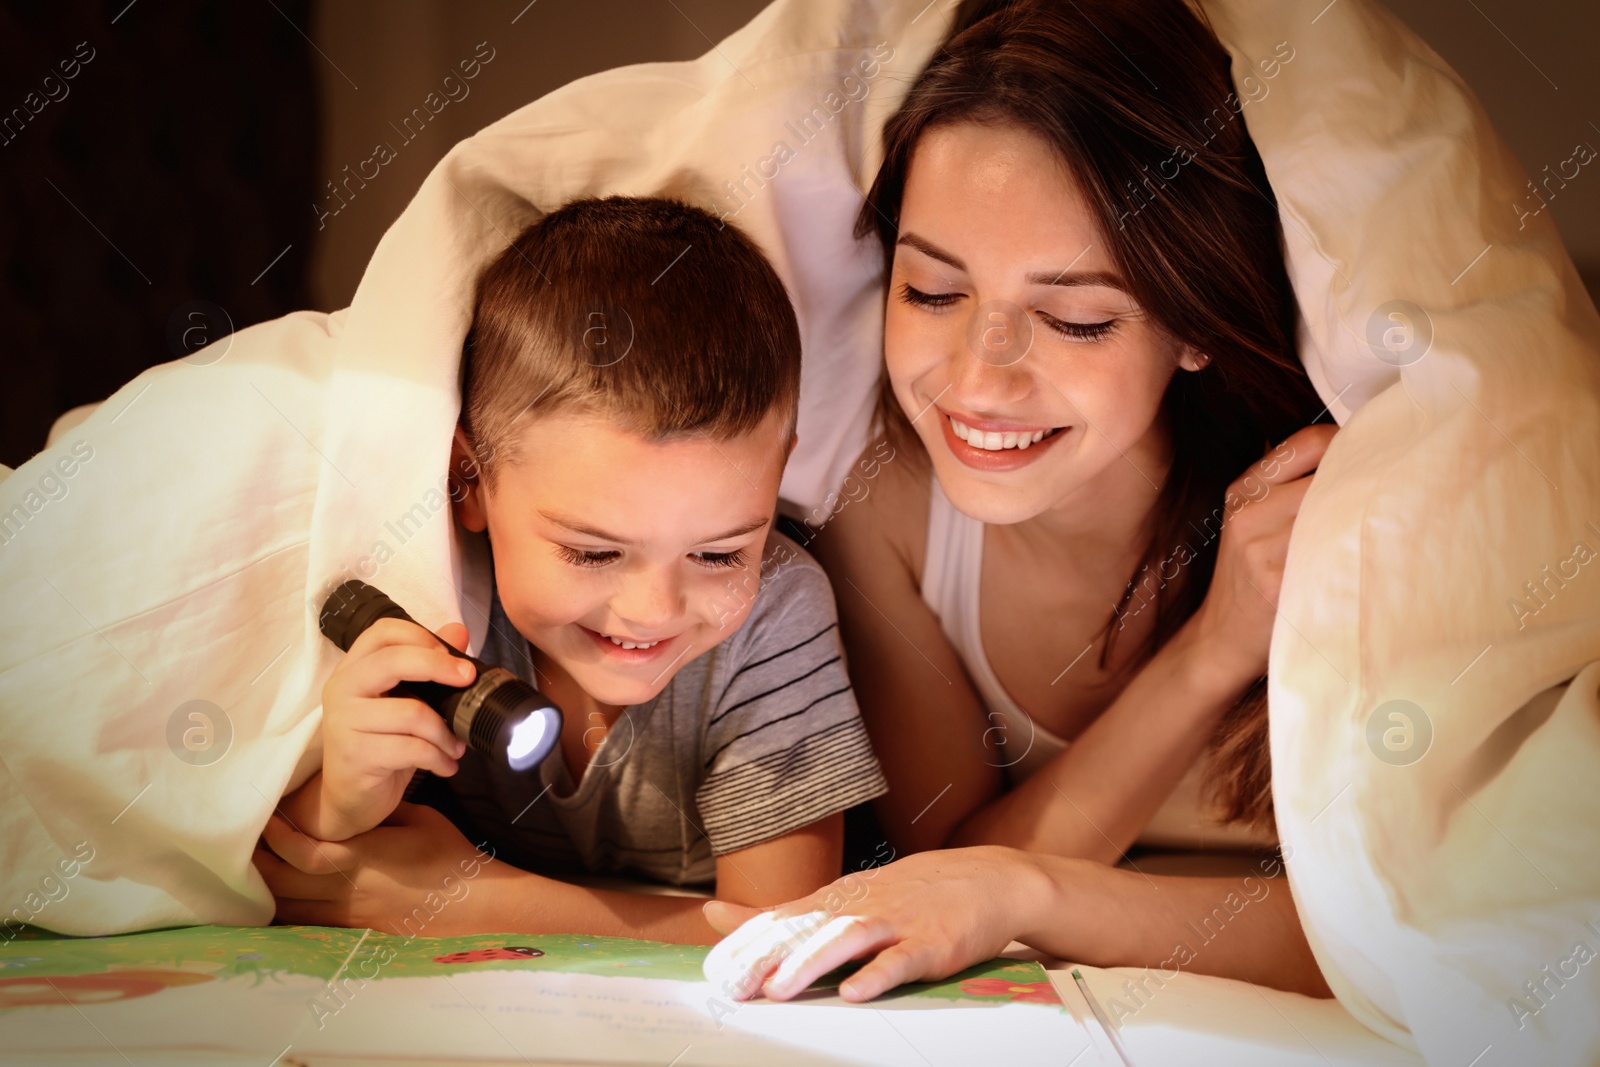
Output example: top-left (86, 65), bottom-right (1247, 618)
top-left (701, 847), bottom-right (1048, 1003)
top-left (313, 619), bottom-right (476, 840)
top-left (253, 801), bottom-right (501, 936)
top-left (1182, 423), bottom-right (1338, 689)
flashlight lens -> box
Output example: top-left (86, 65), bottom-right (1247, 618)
top-left (507, 709), bottom-right (553, 770)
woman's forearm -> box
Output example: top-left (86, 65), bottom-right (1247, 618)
top-left (480, 866), bottom-right (721, 944)
top-left (1019, 854), bottom-right (1332, 998)
top-left (947, 620), bottom-right (1251, 861)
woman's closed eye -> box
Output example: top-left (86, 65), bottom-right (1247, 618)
top-left (1037, 310), bottom-right (1116, 343)
top-left (897, 282), bottom-right (961, 309)
top-left (899, 282), bottom-right (1117, 343)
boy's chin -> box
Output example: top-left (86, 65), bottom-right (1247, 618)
top-left (564, 665), bottom-right (668, 710)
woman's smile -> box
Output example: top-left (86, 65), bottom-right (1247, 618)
top-left (937, 404), bottom-right (1071, 471)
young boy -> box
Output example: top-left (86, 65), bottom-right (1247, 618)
top-left (265, 196), bottom-right (886, 944)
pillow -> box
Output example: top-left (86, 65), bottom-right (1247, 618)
top-left (1, 3), bottom-right (1594, 1065)
top-left (1199, 2), bottom-right (1600, 1065)
top-left (0, 0), bottom-right (950, 939)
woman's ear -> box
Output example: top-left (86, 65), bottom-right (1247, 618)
top-left (449, 425), bottom-right (489, 533)
top-left (1177, 345), bottom-right (1212, 372)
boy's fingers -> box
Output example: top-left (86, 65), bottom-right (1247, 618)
top-left (350, 731), bottom-right (459, 779)
top-left (703, 899), bottom-right (762, 936)
top-left (346, 617), bottom-right (451, 658)
top-left (436, 621), bottom-right (470, 653)
top-left (350, 698), bottom-right (466, 761)
top-left (262, 815), bottom-right (353, 876)
top-left (340, 644), bottom-right (475, 702)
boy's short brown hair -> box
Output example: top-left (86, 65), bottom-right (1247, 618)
top-left (460, 196), bottom-right (802, 490)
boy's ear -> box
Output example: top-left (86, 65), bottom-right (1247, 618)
top-left (449, 425), bottom-right (489, 533)
top-left (788, 431), bottom-right (799, 456)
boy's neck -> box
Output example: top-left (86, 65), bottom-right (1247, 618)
top-left (528, 643), bottom-right (628, 785)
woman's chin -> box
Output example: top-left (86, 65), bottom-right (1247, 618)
top-left (928, 452), bottom-right (1063, 526)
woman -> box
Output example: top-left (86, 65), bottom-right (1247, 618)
top-left (705, 0), bottom-right (1337, 1000)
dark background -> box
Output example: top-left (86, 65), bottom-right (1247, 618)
top-left (2, 0), bottom-right (1596, 471)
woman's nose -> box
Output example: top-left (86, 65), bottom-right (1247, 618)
top-left (947, 300), bottom-right (1034, 407)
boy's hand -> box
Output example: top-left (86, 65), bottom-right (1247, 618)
top-left (254, 802), bottom-right (500, 935)
top-left (315, 618), bottom-right (476, 840)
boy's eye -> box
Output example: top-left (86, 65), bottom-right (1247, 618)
top-left (693, 549), bottom-right (748, 569)
top-left (555, 545), bottom-right (618, 568)
top-left (897, 282), bottom-right (961, 309)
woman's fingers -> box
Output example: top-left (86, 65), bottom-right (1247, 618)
top-left (704, 909), bottom-right (816, 999)
top-left (268, 890), bottom-right (345, 927)
top-left (1250, 423), bottom-right (1337, 487)
top-left (839, 941), bottom-right (935, 1002)
top-left (760, 913), bottom-right (891, 1001)
top-left (707, 909), bottom-right (898, 1003)
top-left (706, 892), bottom-right (827, 965)
top-left (703, 899), bottom-right (762, 936)
top-left (253, 844), bottom-right (344, 905)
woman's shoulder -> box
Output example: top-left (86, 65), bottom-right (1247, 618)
top-left (809, 434), bottom-right (932, 590)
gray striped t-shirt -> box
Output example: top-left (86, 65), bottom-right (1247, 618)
top-left (430, 531), bottom-right (888, 887)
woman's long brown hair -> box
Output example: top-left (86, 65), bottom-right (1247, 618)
top-left (859, 0), bottom-right (1329, 825)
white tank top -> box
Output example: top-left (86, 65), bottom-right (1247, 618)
top-left (917, 477), bottom-right (1277, 851)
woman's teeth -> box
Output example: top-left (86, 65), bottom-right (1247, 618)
top-left (950, 417), bottom-right (1054, 451)
top-left (605, 634), bottom-right (660, 650)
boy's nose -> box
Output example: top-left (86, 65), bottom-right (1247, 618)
top-left (612, 568), bottom-right (685, 635)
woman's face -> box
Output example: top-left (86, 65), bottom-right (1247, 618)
top-left (884, 121), bottom-right (1203, 526)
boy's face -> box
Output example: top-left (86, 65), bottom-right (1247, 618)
top-left (452, 407), bottom-right (795, 709)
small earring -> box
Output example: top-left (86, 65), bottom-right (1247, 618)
top-left (1195, 353), bottom-right (1212, 369)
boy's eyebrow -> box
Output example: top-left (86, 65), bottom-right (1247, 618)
top-left (539, 511), bottom-right (771, 545)
top-left (897, 231), bottom-right (1128, 291)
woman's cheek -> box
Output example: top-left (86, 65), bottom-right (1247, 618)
top-left (882, 304), bottom-right (928, 389)
top-left (1063, 345), bottom-right (1171, 451)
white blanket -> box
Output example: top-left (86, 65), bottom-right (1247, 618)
top-left (2, 2), bottom-right (1596, 1065)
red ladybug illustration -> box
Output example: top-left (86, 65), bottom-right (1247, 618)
top-left (433, 946), bottom-right (545, 964)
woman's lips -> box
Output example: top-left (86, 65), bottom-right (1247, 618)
top-left (579, 625), bottom-right (678, 663)
top-left (937, 410), bottom-right (1068, 471)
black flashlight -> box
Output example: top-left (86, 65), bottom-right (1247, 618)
top-left (318, 580), bottom-right (562, 773)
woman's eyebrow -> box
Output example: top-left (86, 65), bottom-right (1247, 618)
top-left (1024, 267), bottom-right (1127, 291)
top-left (897, 232), bottom-right (966, 271)
top-left (898, 231), bottom-right (1127, 291)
